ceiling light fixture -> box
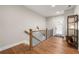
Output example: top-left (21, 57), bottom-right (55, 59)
top-left (56, 10), bottom-right (64, 14)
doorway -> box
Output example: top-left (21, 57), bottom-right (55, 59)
top-left (53, 15), bottom-right (65, 37)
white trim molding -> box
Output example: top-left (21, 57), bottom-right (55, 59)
top-left (0, 40), bottom-right (29, 51)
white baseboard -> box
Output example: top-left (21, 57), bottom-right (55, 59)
top-left (0, 40), bottom-right (28, 51)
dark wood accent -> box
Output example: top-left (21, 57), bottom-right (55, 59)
top-left (66, 36), bottom-right (75, 47)
top-left (0, 37), bottom-right (79, 54)
top-left (29, 29), bottom-right (32, 50)
top-left (46, 28), bottom-right (47, 40)
top-left (24, 30), bottom-right (41, 41)
top-left (67, 15), bottom-right (78, 49)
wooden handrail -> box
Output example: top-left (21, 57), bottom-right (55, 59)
top-left (29, 29), bottom-right (32, 50)
top-left (25, 29), bottom-right (41, 50)
top-left (24, 28), bottom-right (49, 49)
top-left (24, 30), bottom-right (41, 42)
top-left (32, 28), bottom-right (48, 40)
top-left (33, 30), bottom-right (46, 36)
top-left (32, 30), bottom-right (46, 32)
top-left (46, 28), bottom-right (47, 40)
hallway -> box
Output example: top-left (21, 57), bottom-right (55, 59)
top-left (0, 37), bottom-right (79, 54)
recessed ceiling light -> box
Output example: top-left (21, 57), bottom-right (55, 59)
top-left (56, 10), bottom-right (64, 14)
top-left (51, 5), bottom-right (55, 7)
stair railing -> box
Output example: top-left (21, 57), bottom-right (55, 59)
top-left (24, 28), bottom-right (53, 50)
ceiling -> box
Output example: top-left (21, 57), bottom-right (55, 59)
top-left (25, 5), bottom-right (75, 17)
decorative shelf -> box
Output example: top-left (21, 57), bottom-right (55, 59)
top-left (67, 15), bottom-right (78, 49)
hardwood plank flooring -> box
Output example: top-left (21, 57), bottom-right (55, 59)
top-left (0, 37), bottom-right (79, 54)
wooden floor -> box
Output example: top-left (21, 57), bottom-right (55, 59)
top-left (0, 37), bottom-right (79, 54)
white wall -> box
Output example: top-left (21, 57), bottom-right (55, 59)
top-left (46, 8), bottom-right (75, 37)
top-left (64, 8), bottom-right (75, 36)
top-left (0, 6), bottom-right (46, 50)
top-left (46, 15), bottom-right (66, 36)
top-left (74, 6), bottom-right (79, 15)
